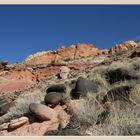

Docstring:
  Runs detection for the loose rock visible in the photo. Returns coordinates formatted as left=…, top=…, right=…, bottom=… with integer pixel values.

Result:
left=29, top=103, right=56, bottom=121
left=59, top=66, right=70, bottom=80
left=9, top=117, right=29, bottom=130
left=71, top=77, right=99, bottom=99
left=45, top=92, right=62, bottom=107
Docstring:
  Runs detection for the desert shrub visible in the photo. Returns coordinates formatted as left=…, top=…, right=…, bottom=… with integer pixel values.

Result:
left=2, top=92, right=46, bottom=122
left=89, top=65, right=110, bottom=91
left=108, top=53, right=114, bottom=58
left=107, top=60, right=133, bottom=71
left=66, top=92, right=140, bottom=136
left=91, top=73, right=109, bottom=90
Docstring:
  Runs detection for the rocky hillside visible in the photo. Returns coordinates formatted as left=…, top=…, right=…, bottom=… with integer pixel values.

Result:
left=0, top=40, right=140, bottom=136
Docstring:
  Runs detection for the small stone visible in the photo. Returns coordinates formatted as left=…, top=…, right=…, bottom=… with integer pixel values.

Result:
left=9, top=117, right=29, bottom=129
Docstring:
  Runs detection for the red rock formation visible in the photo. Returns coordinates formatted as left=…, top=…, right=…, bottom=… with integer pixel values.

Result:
left=0, top=80, right=34, bottom=93
left=34, top=66, right=60, bottom=82
left=24, top=43, right=101, bottom=65
left=0, top=41, right=137, bottom=96
left=109, top=40, right=137, bottom=54
left=57, top=45, right=76, bottom=61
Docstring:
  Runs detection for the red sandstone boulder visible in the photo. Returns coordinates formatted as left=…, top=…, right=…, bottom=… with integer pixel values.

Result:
left=29, top=103, right=57, bottom=121
left=0, top=105, right=70, bottom=136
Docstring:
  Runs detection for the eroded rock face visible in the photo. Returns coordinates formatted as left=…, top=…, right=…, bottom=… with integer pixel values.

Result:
left=0, top=80, right=34, bottom=93
left=0, top=64, right=60, bottom=87
left=109, top=40, right=137, bottom=54
left=23, top=41, right=137, bottom=66
left=23, top=44, right=101, bottom=66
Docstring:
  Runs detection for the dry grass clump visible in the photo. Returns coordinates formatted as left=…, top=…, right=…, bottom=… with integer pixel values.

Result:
left=95, top=103, right=140, bottom=135
left=91, top=73, right=109, bottom=90
left=129, top=84, right=140, bottom=106
left=66, top=85, right=140, bottom=136
left=72, top=100, right=140, bottom=136
left=109, top=60, right=132, bottom=69
left=71, top=95, right=104, bottom=127
left=89, top=66, right=110, bottom=94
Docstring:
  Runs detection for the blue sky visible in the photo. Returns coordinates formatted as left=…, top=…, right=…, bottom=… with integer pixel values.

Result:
left=0, top=5, right=140, bottom=64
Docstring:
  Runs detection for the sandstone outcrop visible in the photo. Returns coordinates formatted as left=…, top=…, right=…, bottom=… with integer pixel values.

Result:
left=24, top=44, right=101, bottom=66
left=109, top=40, right=137, bottom=53
left=0, top=80, right=34, bottom=93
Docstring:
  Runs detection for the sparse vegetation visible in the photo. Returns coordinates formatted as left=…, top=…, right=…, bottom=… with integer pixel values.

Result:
left=1, top=42, right=140, bottom=136
left=95, top=104, right=140, bottom=135
left=2, top=91, right=46, bottom=122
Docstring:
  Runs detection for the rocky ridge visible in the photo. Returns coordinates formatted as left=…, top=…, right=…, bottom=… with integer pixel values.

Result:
left=0, top=40, right=140, bottom=136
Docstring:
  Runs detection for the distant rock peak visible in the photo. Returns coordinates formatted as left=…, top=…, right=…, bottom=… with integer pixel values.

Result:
left=23, top=41, right=138, bottom=66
